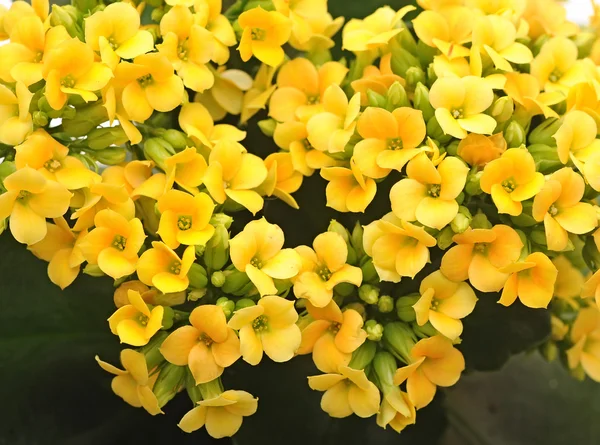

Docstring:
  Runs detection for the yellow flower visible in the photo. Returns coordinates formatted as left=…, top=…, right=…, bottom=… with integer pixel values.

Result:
left=157, top=190, right=215, bottom=249
left=158, top=5, right=214, bottom=92
left=393, top=335, right=465, bottom=409
left=566, top=82, right=600, bottom=124
left=350, top=55, right=404, bottom=106
left=353, top=107, right=426, bottom=178
left=164, top=147, right=208, bottom=194
left=530, top=37, right=592, bottom=94
left=306, top=85, right=361, bottom=154
left=273, top=120, right=323, bottom=174
left=79, top=209, right=146, bottom=279
left=566, top=306, right=600, bottom=382
left=457, top=133, right=506, bottom=167
left=321, top=159, right=377, bottom=213
left=179, top=390, right=258, bottom=439
left=194, top=68, right=253, bottom=120
left=497, top=252, right=558, bottom=309
left=70, top=180, right=135, bottom=231
left=27, top=217, right=86, bottom=289
left=553, top=110, right=599, bottom=167
left=85, top=2, right=154, bottom=70
left=108, top=290, right=164, bottom=346
left=203, top=140, right=268, bottom=215
left=238, top=7, right=291, bottom=67
left=229, top=218, right=302, bottom=296
left=471, top=14, right=532, bottom=72
left=522, top=0, right=578, bottom=39
left=376, top=390, right=416, bottom=433
left=298, top=300, right=367, bottom=373
left=308, top=366, right=380, bottom=418
left=42, top=37, right=113, bottom=110
left=413, top=6, right=474, bottom=59
left=413, top=270, right=477, bottom=341
left=194, top=0, right=237, bottom=65
left=160, top=304, right=241, bottom=384
left=0, top=0, right=48, bottom=39
left=15, top=129, right=99, bottom=189
left=102, top=82, right=143, bottom=144
left=96, top=349, right=162, bottom=415
left=0, top=167, right=71, bottom=245
left=429, top=76, right=496, bottom=139
left=390, top=153, right=468, bottom=230
left=503, top=73, right=563, bottom=120
left=480, top=147, right=545, bottom=216
left=583, top=270, right=600, bottom=310
left=363, top=213, right=436, bottom=282
left=269, top=58, right=348, bottom=123
left=553, top=255, right=585, bottom=303
left=114, top=53, right=184, bottom=122
left=137, top=241, right=196, bottom=293
left=0, top=81, right=33, bottom=146
left=342, top=6, right=415, bottom=53
left=228, top=295, right=301, bottom=364
left=293, top=232, right=363, bottom=307
left=440, top=225, right=523, bottom=292
left=241, top=63, right=277, bottom=124
left=179, top=102, right=246, bottom=149
left=261, top=152, right=303, bottom=209
left=101, top=160, right=157, bottom=197
left=532, top=167, right=598, bottom=251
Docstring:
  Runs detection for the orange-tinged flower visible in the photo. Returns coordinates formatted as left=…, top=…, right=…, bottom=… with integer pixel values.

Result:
left=228, top=296, right=301, bottom=365
left=164, top=147, right=208, bottom=194
left=480, top=147, right=545, bottom=216
left=28, top=217, right=86, bottom=289
left=503, top=73, right=563, bottom=120
left=229, top=218, right=302, bottom=296
left=413, top=6, right=474, bottom=59
left=353, top=107, right=426, bottom=178
left=157, top=190, right=215, bottom=249
left=0, top=167, right=71, bottom=245
left=393, top=335, right=465, bottom=409
left=363, top=213, right=436, bottom=283
left=390, top=153, right=468, bottom=230
left=79, top=209, right=146, bottom=279
left=160, top=304, right=241, bottom=384
left=96, top=349, right=162, bottom=415
left=179, top=102, right=246, bottom=149
left=298, top=300, right=367, bottom=373
left=108, top=290, right=164, bottom=346
left=203, top=140, right=268, bottom=215
left=308, top=366, right=380, bottom=418
left=440, top=225, right=523, bottom=292
left=566, top=306, right=600, bottom=382
left=0, top=81, right=33, bottom=146
left=532, top=167, right=598, bottom=251
left=178, top=390, right=258, bottom=439
left=321, top=159, right=377, bottom=213
left=261, top=152, right=303, bottom=209
left=269, top=58, right=348, bottom=123
left=429, top=76, right=496, bottom=139
left=293, top=232, right=363, bottom=307
left=238, top=7, right=291, bottom=67
left=457, top=133, right=506, bottom=167
left=15, top=129, right=100, bottom=189
left=413, top=270, right=477, bottom=340
left=42, top=37, right=113, bottom=110
left=137, top=241, right=195, bottom=293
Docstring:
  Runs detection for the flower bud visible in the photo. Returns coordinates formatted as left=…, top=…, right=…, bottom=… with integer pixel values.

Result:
left=187, top=263, right=208, bottom=289
left=373, top=351, right=398, bottom=389
left=530, top=228, right=547, bottom=246
left=204, top=224, right=230, bottom=271
left=386, top=81, right=410, bottom=109
left=426, top=116, right=452, bottom=144
left=411, top=321, right=437, bottom=338
left=359, top=284, right=379, bottom=305
left=351, top=221, right=365, bottom=259
left=162, top=129, right=190, bottom=152
left=436, top=225, right=455, bottom=250
left=216, top=297, right=235, bottom=318
left=0, top=217, right=6, bottom=236
left=222, top=270, right=252, bottom=295
left=334, top=282, right=355, bottom=297
left=144, top=138, right=176, bottom=170
left=405, top=67, right=425, bottom=91
left=345, top=302, right=366, bottom=318
left=583, top=236, right=600, bottom=271
left=151, top=6, right=166, bottom=22
left=509, top=201, right=537, bottom=228
left=382, top=322, right=416, bottom=364
left=198, top=377, right=225, bottom=400
left=70, top=152, right=98, bottom=172
left=573, top=31, right=596, bottom=58
left=0, top=161, right=16, bottom=184
left=360, top=258, right=378, bottom=283
left=413, top=83, right=435, bottom=122
left=210, top=213, right=234, bottom=229
left=504, top=121, right=526, bottom=148
left=397, top=26, right=418, bottom=56
left=161, top=306, right=175, bottom=330
left=153, top=363, right=186, bottom=408
left=211, top=271, right=226, bottom=287
left=451, top=206, right=472, bottom=234
left=364, top=320, right=384, bottom=341
left=378, top=295, right=394, bottom=313
left=367, top=89, right=387, bottom=108
left=471, top=212, right=492, bottom=229
left=395, top=295, right=419, bottom=322
left=528, top=118, right=562, bottom=146
left=391, top=47, right=421, bottom=77
left=527, top=144, right=563, bottom=174
left=446, top=140, right=459, bottom=157
left=348, top=340, right=376, bottom=370
left=61, top=103, right=108, bottom=137
left=541, top=341, right=558, bottom=362
left=83, top=264, right=104, bottom=277
left=490, top=96, right=514, bottom=123
left=188, top=289, right=207, bottom=301
left=139, top=331, right=168, bottom=369
left=32, top=111, right=48, bottom=127
left=464, top=170, right=484, bottom=196
left=93, top=147, right=127, bottom=165
left=328, top=220, right=350, bottom=243
left=152, top=290, right=187, bottom=307
left=235, top=298, right=256, bottom=310
left=50, top=5, right=84, bottom=39
left=258, top=119, right=277, bottom=137
left=113, top=280, right=150, bottom=308
left=61, top=106, right=77, bottom=120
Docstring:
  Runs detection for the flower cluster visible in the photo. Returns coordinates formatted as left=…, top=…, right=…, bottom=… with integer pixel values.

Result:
left=1, top=0, right=600, bottom=438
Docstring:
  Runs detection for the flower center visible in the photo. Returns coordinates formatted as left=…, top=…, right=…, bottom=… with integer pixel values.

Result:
left=387, top=137, right=403, bottom=151
left=177, top=215, right=192, bottom=231
left=107, top=36, right=118, bottom=49
left=318, top=265, right=332, bottom=281
left=329, top=322, right=341, bottom=335
left=549, top=204, right=558, bottom=216
left=252, top=315, right=269, bottom=332
left=137, top=74, right=154, bottom=88
left=44, top=159, right=62, bottom=173
left=178, top=42, right=189, bottom=61
left=427, top=184, right=441, bottom=197
left=306, top=95, right=319, bottom=105
left=137, top=313, right=149, bottom=326
left=302, top=138, right=312, bottom=150
left=474, top=242, right=488, bottom=254
left=549, top=69, right=562, bottom=83
left=501, top=178, right=516, bottom=193
left=199, top=332, right=213, bottom=346
left=451, top=108, right=464, bottom=119
left=111, top=234, right=127, bottom=251
left=33, top=51, right=43, bottom=63
left=430, top=298, right=440, bottom=310
left=17, top=190, right=31, bottom=201
left=61, top=74, right=76, bottom=88
left=251, top=28, right=266, bottom=41
left=169, top=260, right=182, bottom=274
left=250, top=256, right=263, bottom=269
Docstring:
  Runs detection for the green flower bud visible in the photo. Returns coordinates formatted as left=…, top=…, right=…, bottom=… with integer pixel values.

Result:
left=436, top=225, right=455, bottom=250
left=211, top=271, right=226, bottom=287
left=348, top=340, right=377, bottom=370
left=570, top=365, right=586, bottom=381
left=378, top=295, right=394, bottom=313
left=364, top=320, right=384, bottom=341
left=61, top=106, right=76, bottom=120
left=73, top=0, right=99, bottom=13
left=382, top=322, right=417, bottom=364
left=390, top=47, right=421, bottom=77
left=144, top=138, right=176, bottom=170
left=210, top=213, right=234, bottom=229
left=258, top=119, right=277, bottom=137
left=386, top=81, right=410, bottom=109
left=405, top=67, right=426, bottom=91
left=185, top=370, right=202, bottom=404
left=367, top=89, right=387, bottom=108
left=528, top=118, right=562, bottom=146
left=397, top=26, right=418, bottom=56
left=530, top=228, right=547, bottom=246
left=373, top=351, right=398, bottom=389
left=70, top=152, right=98, bottom=172
left=50, top=5, right=84, bottom=39
left=396, top=294, right=419, bottom=322
left=151, top=7, right=166, bottom=22
left=464, top=170, right=483, bottom=196
left=583, top=236, right=600, bottom=271
left=161, top=306, right=175, bottom=330
left=359, top=284, right=379, bottom=305
left=351, top=221, right=365, bottom=259
left=222, top=270, right=252, bottom=295
left=446, top=140, right=459, bottom=157
left=504, top=121, right=526, bottom=148
left=187, top=263, right=208, bottom=289
left=93, top=147, right=127, bottom=165
left=345, top=302, right=366, bottom=318
left=491, top=96, right=514, bottom=123
left=0, top=217, right=7, bottom=236
left=61, top=103, right=108, bottom=137
left=532, top=34, right=550, bottom=56
left=204, top=224, right=230, bottom=271
left=135, top=196, right=159, bottom=235
left=235, top=298, right=256, bottom=310
left=509, top=201, right=537, bottom=228
left=411, top=321, right=437, bottom=338
left=426, top=116, right=452, bottom=144
left=417, top=40, right=438, bottom=67
left=360, top=257, right=378, bottom=283
left=188, top=289, right=207, bottom=301
left=573, top=31, right=596, bottom=58
left=451, top=207, right=472, bottom=234
left=153, top=363, right=186, bottom=408
left=83, top=264, right=104, bottom=277
left=527, top=144, right=563, bottom=174
left=216, top=297, right=235, bottom=318
left=328, top=219, right=350, bottom=243
left=426, top=63, right=438, bottom=86
left=162, top=129, right=189, bottom=152
left=139, top=331, right=168, bottom=370
left=413, top=83, right=435, bottom=122
left=471, top=211, right=492, bottom=229
left=32, top=111, right=48, bottom=127
left=0, top=161, right=16, bottom=183
left=541, top=341, right=558, bottom=362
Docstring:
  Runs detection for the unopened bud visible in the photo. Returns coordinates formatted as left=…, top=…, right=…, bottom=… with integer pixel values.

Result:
left=328, top=220, right=350, bottom=243
left=359, top=284, right=379, bottom=305
left=426, top=116, right=452, bottom=144
left=216, top=297, right=235, bottom=318
left=235, top=298, right=256, bottom=310
left=188, top=288, right=207, bottom=301
left=360, top=257, right=378, bottom=283
left=527, top=144, right=562, bottom=174
left=382, top=322, right=417, bottom=364
left=451, top=207, right=472, bottom=234
left=411, top=321, right=437, bottom=338
left=151, top=7, right=166, bottom=22
left=504, top=121, right=525, bottom=148
left=162, top=129, right=189, bottom=152
left=530, top=228, right=547, bottom=246
left=367, top=89, right=387, bottom=108
left=436, top=225, right=455, bottom=250
left=153, top=363, right=186, bottom=408
left=348, top=340, right=376, bottom=370
left=32, top=111, right=48, bottom=127
left=413, top=83, right=435, bottom=122
left=528, top=118, right=562, bottom=146
left=351, top=221, right=365, bottom=259
left=391, top=47, right=421, bottom=77
left=211, top=271, right=226, bottom=287
left=258, top=119, right=277, bottom=137
left=464, top=170, right=483, bottom=196
left=490, top=96, right=514, bottom=123
left=187, top=263, right=208, bottom=289
left=386, top=81, right=410, bottom=109
left=61, top=103, right=108, bottom=137
left=396, top=295, right=419, bottom=322
left=222, top=270, right=252, bottom=295
left=405, top=67, right=425, bottom=91
left=364, top=320, right=384, bottom=341
left=378, top=295, right=394, bottom=313
left=50, top=5, right=83, bottom=39
left=204, top=224, right=230, bottom=271
left=83, top=264, right=104, bottom=277
left=93, top=147, right=127, bottom=165
left=144, top=138, right=176, bottom=170
left=471, top=212, right=492, bottom=229
left=345, top=302, right=366, bottom=318
left=161, top=306, right=175, bottom=330
left=210, top=213, right=234, bottom=229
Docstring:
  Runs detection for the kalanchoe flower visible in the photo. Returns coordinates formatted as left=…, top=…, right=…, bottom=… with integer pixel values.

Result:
left=108, top=290, right=164, bottom=346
